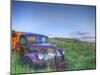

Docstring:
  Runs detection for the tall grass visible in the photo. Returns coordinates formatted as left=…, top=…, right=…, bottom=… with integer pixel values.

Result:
left=11, top=38, right=96, bottom=74
left=11, top=52, right=55, bottom=74
left=48, top=38, right=96, bottom=70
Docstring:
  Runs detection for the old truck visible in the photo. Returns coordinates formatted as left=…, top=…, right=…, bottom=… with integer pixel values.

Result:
left=12, top=31, right=65, bottom=70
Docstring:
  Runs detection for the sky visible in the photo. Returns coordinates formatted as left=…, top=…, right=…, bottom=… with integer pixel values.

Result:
left=12, top=1, right=96, bottom=42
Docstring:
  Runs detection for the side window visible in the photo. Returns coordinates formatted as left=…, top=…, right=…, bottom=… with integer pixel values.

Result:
left=20, top=37, right=26, bottom=45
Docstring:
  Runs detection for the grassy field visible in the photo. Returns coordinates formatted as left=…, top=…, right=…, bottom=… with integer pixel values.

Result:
left=48, top=38, right=96, bottom=70
left=11, top=52, right=55, bottom=74
left=11, top=38, right=96, bottom=74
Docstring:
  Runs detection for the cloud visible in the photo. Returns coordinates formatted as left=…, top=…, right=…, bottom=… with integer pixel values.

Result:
left=70, top=31, right=90, bottom=36
left=70, top=31, right=95, bottom=42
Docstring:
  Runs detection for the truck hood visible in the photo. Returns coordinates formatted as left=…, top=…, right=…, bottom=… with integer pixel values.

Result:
left=27, top=43, right=56, bottom=48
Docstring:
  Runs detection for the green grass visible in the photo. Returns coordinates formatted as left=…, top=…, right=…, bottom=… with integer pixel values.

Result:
left=48, top=38, right=96, bottom=70
left=11, top=38, right=96, bottom=74
left=11, top=52, right=55, bottom=74
left=11, top=52, right=36, bottom=74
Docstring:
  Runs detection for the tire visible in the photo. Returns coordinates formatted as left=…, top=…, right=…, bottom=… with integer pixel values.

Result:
left=24, top=56, right=33, bottom=68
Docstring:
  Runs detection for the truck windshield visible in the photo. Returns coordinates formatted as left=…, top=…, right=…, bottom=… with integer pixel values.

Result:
left=40, top=37, right=47, bottom=43
left=27, top=35, right=47, bottom=43
left=27, top=36, right=37, bottom=43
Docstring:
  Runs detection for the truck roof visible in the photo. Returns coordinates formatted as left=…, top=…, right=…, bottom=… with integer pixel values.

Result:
left=14, top=31, right=48, bottom=38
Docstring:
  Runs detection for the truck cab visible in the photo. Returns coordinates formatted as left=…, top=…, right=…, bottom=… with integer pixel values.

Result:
left=18, top=33, right=65, bottom=70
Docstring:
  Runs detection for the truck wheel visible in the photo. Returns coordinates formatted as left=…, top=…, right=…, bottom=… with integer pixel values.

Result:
left=24, top=56, right=33, bottom=68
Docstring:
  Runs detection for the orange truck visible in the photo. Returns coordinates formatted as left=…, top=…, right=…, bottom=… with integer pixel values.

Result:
left=12, top=31, right=22, bottom=52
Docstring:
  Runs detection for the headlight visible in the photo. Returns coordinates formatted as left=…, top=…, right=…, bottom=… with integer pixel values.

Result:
left=37, top=54, right=43, bottom=60
left=62, top=51, right=64, bottom=54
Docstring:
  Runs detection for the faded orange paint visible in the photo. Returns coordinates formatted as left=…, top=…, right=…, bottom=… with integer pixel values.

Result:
left=12, top=32, right=22, bottom=52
